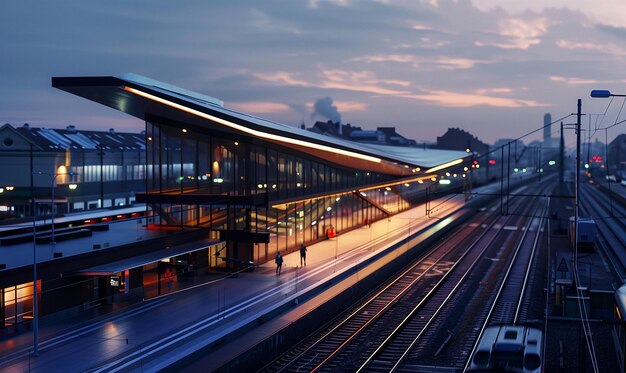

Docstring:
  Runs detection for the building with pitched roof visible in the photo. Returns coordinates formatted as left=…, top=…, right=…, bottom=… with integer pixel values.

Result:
left=0, top=123, right=145, bottom=219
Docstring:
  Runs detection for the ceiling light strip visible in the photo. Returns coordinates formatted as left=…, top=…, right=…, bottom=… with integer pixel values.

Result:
left=122, top=86, right=382, bottom=164
left=424, top=158, right=464, bottom=173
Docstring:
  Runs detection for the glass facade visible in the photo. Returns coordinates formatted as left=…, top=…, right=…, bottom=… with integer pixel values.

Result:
left=1, top=281, right=39, bottom=329
left=143, top=118, right=421, bottom=267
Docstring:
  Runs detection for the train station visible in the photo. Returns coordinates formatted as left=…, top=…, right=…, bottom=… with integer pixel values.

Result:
left=1, top=74, right=624, bottom=372
left=1, top=73, right=471, bottom=333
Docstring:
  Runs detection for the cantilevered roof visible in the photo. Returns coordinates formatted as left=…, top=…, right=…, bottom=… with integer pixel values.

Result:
left=52, top=73, right=468, bottom=176
left=80, top=240, right=224, bottom=275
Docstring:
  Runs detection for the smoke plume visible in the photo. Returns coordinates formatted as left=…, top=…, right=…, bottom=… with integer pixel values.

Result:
left=311, top=96, right=341, bottom=123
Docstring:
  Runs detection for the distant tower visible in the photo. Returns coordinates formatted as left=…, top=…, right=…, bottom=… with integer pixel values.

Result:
left=543, top=113, right=552, bottom=141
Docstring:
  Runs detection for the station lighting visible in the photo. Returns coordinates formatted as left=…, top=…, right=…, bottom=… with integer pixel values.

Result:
left=404, top=183, right=410, bottom=187
left=182, top=128, right=187, bottom=133
left=326, top=206, right=332, bottom=212
left=514, top=167, right=519, bottom=173
left=68, top=184, right=77, bottom=190
left=549, top=160, right=556, bottom=166
left=439, top=179, right=451, bottom=185
left=123, top=86, right=383, bottom=164
left=584, top=164, right=590, bottom=169
left=335, top=197, right=341, bottom=202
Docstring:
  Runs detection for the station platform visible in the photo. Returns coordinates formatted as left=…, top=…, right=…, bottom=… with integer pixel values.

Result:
left=0, top=194, right=472, bottom=372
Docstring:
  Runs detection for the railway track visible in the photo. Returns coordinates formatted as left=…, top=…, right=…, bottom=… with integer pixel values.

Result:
left=580, top=182, right=626, bottom=280
left=395, top=184, right=550, bottom=372
left=260, top=181, right=551, bottom=372
left=259, top=198, right=505, bottom=373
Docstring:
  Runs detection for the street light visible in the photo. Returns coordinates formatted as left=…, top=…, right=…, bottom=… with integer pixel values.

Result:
left=590, top=89, right=626, bottom=98
left=30, top=169, right=76, bottom=356
left=33, top=170, right=77, bottom=251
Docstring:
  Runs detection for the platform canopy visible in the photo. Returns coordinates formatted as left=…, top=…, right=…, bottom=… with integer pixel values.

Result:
left=79, top=239, right=224, bottom=275
left=53, top=73, right=469, bottom=176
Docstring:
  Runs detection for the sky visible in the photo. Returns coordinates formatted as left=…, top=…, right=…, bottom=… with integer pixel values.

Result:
left=2, top=0, right=626, bottom=146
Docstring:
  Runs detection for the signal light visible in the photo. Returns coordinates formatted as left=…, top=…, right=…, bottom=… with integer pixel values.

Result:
left=488, top=159, right=496, bottom=165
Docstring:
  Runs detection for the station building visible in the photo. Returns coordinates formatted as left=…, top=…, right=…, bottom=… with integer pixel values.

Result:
left=1, top=73, right=472, bottom=330
left=52, top=73, right=471, bottom=268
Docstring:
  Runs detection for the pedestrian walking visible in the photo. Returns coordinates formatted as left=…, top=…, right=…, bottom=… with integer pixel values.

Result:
left=300, top=243, right=307, bottom=266
left=275, top=251, right=283, bottom=276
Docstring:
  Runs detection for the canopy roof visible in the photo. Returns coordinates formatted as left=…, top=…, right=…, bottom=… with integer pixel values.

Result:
left=53, top=73, right=468, bottom=176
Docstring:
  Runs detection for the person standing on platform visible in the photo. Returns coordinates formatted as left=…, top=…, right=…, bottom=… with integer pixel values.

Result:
left=300, top=243, right=307, bottom=267
left=275, top=251, right=283, bottom=276
left=164, top=267, right=173, bottom=289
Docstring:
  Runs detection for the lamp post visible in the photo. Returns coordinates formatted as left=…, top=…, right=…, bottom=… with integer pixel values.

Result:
left=32, top=198, right=38, bottom=356
left=30, top=170, right=76, bottom=356
left=33, top=171, right=76, bottom=251
left=591, top=90, right=626, bottom=215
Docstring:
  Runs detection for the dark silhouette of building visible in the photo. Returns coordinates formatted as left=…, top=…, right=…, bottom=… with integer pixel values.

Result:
left=308, top=121, right=417, bottom=146
left=436, top=128, right=489, bottom=155
left=544, top=113, right=552, bottom=141
left=608, top=134, right=626, bottom=179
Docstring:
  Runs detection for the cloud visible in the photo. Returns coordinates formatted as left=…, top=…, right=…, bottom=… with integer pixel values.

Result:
left=555, top=39, right=626, bottom=56
left=404, top=90, right=548, bottom=108
left=319, top=69, right=412, bottom=95
left=476, top=17, right=548, bottom=50
left=249, top=9, right=302, bottom=34
left=550, top=76, right=626, bottom=85
left=253, top=72, right=310, bottom=87
left=254, top=69, right=412, bottom=96
left=227, top=101, right=292, bottom=114
left=352, top=55, right=483, bottom=69
left=308, top=0, right=350, bottom=8
left=413, top=24, right=432, bottom=30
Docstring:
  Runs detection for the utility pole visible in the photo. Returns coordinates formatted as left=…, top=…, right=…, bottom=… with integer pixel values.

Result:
left=575, top=99, right=581, bottom=274
left=560, top=122, right=565, bottom=184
